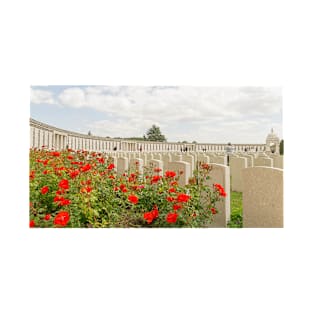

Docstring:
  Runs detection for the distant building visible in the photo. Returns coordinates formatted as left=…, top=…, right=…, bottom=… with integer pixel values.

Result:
left=265, top=128, right=280, bottom=154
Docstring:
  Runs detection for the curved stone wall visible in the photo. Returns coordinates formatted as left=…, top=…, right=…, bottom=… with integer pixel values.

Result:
left=29, top=118, right=266, bottom=152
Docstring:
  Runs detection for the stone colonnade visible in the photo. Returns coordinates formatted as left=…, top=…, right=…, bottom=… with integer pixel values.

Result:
left=30, top=118, right=266, bottom=152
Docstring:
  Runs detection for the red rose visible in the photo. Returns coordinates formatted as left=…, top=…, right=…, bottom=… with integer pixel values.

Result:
left=58, top=179, right=69, bottom=190
left=201, top=163, right=210, bottom=170
left=177, top=193, right=191, bottom=202
left=69, top=170, right=80, bottom=179
left=59, top=199, right=71, bottom=206
left=166, top=212, right=178, bottom=223
left=166, top=196, right=175, bottom=202
left=44, top=214, right=51, bottom=221
left=98, top=157, right=105, bottom=164
left=154, top=168, right=162, bottom=173
left=67, top=155, right=74, bottom=160
left=165, top=171, right=176, bottom=178
left=81, top=163, right=92, bottom=172
left=54, top=211, right=70, bottom=227
left=143, top=208, right=159, bottom=224
left=211, top=208, right=217, bottom=215
left=81, top=186, right=92, bottom=193
left=51, top=151, right=60, bottom=157
left=173, top=204, right=182, bottom=210
left=214, top=184, right=227, bottom=197
left=151, top=208, right=159, bottom=219
left=143, top=212, right=154, bottom=224
left=151, top=175, right=161, bottom=184
left=54, top=195, right=63, bottom=202
left=128, top=194, right=139, bottom=205
left=29, top=220, right=35, bottom=227
left=29, top=170, right=35, bottom=180
left=169, top=188, right=176, bottom=193
left=41, top=186, right=49, bottom=195
left=107, top=163, right=115, bottom=170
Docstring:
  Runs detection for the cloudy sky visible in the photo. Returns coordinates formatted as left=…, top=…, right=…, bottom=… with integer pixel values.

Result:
left=30, top=86, right=282, bottom=144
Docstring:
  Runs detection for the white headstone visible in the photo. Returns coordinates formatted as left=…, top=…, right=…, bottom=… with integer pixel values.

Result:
left=167, top=161, right=191, bottom=186
left=172, top=154, right=183, bottom=161
left=129, top=158, right=144, bottom=174
left=230, top=157, right=247, bottom=192
left=148, top=159, right=164, bottom=176
left=242, top=167, right=283, bottom=227
left=210, top=155, right=227, bottom=166
left=182, top=154, right=195, bottom=176
left=254, top=157, right=273, bottom=167
left=204, top=163, right=230, bottom=228
left=117, top=157, right=129, bottom=175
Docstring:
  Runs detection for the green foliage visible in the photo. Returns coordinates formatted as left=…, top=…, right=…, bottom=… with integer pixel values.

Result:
left=144, top=124, right=167, bottom=142
left=124, top=137, right=146, bottom=141
left=29, top=149, right=225, bottom=228
left=280, top=139, right=284, bottom=155
left=228, top=191, right=243, bottom=228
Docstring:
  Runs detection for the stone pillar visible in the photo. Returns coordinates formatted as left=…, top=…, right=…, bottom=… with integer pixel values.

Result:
left=243, top=167, right=283, bottom=228
left=30, top=127, right=33, bottom=147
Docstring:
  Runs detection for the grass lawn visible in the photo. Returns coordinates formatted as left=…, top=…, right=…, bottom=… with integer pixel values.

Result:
left=228, top=191, right=243, bottom=228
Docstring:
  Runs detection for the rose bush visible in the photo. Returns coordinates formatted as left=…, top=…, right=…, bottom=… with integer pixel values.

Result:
left=29, top=148, right=226, bottom=228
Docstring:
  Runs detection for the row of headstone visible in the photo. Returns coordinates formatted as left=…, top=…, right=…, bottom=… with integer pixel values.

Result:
left=110, top=155, right=283, bottom=228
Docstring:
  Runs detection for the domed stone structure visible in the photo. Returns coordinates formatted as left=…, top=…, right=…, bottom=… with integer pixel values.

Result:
left=265, top=128, right=280, bottom=154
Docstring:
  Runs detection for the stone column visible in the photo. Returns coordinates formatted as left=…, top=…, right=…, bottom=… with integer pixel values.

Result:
left=30, top=127, right=33, bottom=147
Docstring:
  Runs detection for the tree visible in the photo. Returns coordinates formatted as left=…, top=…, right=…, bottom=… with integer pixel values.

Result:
left=87, top=130, right=92, bottom=136
left=144, top=125, right=167, bottom=142
left=279, top=139, right=284, bottom=155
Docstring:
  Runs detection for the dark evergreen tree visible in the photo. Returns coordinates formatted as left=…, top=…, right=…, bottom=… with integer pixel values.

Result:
left=144, top=125, right=167, bottom=142
left=279, top=139, right=284, bottom=155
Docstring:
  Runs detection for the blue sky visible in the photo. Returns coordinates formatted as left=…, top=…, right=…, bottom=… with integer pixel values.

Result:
left=30, top=86, right=282, bottom=144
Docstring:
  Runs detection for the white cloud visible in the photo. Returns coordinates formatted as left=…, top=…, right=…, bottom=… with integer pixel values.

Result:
left=31, top=86, right=283, bottom=143
left=30, top=88, right=55, bottom=105
left=58, top=87, right=86, bottom=108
